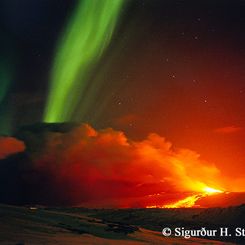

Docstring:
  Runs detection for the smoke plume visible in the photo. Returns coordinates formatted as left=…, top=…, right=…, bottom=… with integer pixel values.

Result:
left=0, top=123, right=223, bottom=207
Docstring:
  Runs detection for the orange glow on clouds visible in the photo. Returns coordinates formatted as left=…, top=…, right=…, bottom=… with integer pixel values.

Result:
left=32, top=124, right=236, bottom=207
left=0, top=124, right=243, bottom=207
left=0, top=137, right=25, bottom=159
left=214, top=126, right=243, bottom=134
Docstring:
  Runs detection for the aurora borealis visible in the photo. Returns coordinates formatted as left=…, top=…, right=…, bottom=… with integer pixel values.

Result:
left=44, top=0, right=125, bottom=122
left=0, top=61, right=11, bottom=106
left=0, top=0, right=245, bottom=208
left=0, top=45, right=15, bottom=134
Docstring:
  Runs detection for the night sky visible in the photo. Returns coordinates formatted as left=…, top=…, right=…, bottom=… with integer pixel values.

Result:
left=0, top=0, right=245, bottom=206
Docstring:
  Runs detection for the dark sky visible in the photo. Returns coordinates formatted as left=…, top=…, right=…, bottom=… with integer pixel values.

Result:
left=0, top=0, right=245, bottom=181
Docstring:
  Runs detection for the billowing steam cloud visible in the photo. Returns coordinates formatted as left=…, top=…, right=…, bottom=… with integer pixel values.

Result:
left=0, top=124, right=222, bottom=207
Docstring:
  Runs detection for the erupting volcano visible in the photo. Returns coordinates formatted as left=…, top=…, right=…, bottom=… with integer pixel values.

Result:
left=147, top=187, right=225, bottom=208
left=0, top=123, right=243, bottom=208
left=0, top=0, right=245, bottom=244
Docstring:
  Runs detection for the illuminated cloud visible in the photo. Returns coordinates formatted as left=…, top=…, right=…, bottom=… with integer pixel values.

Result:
left=16, top=123, right=220, bottom=206
left=214, top=126, right=243, bottom=134
left=0, top=124, right=230, bottom=207
left=0, top=137, right=25, bottom=159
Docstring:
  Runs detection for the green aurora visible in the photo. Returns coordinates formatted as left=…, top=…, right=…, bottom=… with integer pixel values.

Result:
left=0, top=59, right=13, bottom=134
left=0, top=61, right=11, bottom=106
left=44, top=0, right=125, bottom=122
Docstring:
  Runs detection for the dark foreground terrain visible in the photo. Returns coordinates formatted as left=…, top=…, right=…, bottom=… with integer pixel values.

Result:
left=0, top=204, right=244, bottom=245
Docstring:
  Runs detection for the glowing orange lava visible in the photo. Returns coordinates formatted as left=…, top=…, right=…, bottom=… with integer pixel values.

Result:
left=146, top=186, right=224, bottom=208
left=203, top=186, right=223, bottom=194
